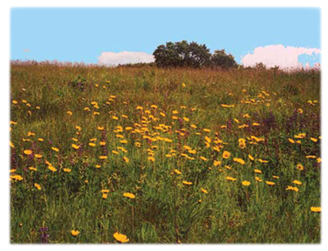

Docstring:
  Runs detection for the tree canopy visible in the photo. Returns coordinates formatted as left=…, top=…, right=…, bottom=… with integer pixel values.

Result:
left=153, top=41, right=237, bottom=69
left=211, top=49, right=238, bottom=69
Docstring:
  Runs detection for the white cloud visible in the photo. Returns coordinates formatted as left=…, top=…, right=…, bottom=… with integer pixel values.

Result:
left=98, top=51, right=155, bottom=66
left=241, top=45, right=321, bottom=70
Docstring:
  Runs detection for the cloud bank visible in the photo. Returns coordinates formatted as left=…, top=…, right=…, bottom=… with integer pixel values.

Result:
left=98, top=51, right=155, bottom=66
left=241, top=45, right=321, bottom=70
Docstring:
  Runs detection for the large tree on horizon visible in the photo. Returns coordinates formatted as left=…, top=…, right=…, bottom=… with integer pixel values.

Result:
left=153, top=41, right=237, bottom=69
left=153, top=40, right=211, bottom=68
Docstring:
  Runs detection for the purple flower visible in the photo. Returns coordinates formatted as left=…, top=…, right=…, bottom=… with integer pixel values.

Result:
left=40, top=227, right=49, bottom=243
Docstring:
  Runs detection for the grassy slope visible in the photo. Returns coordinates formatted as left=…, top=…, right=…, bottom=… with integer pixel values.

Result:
left=10, top=63, right=320, bottom=243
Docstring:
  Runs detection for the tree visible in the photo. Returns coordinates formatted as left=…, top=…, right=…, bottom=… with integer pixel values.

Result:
left=210, top=49, right=237, bottom=69
left=153, top=40, right=211, bottom=68
left=187, top=41, right=211, bottom=68
left=152, top=42, right=180, bottom=67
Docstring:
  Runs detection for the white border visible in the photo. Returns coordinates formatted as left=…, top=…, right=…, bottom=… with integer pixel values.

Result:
left=1, top=1, right=326, bottom=251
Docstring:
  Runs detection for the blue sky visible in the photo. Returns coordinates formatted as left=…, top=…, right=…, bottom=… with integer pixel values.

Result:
left=11, top=8, right=320, bottom=66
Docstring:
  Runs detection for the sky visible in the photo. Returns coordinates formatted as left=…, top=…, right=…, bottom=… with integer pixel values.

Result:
left=11, top=8, right=321, bottom=69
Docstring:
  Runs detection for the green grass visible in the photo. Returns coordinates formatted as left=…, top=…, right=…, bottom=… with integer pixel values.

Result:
left=10, top=62, right=320, bottom=243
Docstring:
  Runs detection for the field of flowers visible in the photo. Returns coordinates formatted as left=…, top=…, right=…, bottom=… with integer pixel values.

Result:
left=10, top=62, right=321, bottom=243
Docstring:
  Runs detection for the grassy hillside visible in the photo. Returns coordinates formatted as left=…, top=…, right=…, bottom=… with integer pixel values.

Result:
left=10, top=62, right=321, bottom=243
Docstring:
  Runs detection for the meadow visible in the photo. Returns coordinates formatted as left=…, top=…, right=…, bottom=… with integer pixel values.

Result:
left=10, top=62, right=321, bottom=243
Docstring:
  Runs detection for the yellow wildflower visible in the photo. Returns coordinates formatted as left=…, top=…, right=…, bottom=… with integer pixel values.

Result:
left=242, top=181, right=251, bottom=186
left=286, top=186, right=299, bottom=192
left=34, top=154, right=43, bottom=159
left=71, top=230, right=80, bottom=237
left=48, top=165, right=57, bottom=172
left=239, top=139, right=246, bottom=149
left=255, top=177, right=262, bottom=182
left=201, top=188, right=208, bottom=194
left=213, top=160, right=221, bottom=167
left=72, top=144, right=79, bottom=150
left=34, top=183, right=41, bottom=190
left=174, top=169, right=182, bottom=175
left=310, top=207, right=321, bottom=213
left=248, top=154, right=254, bottom=161
left=226, top=176, right=237, bottom=181
left=27, top=131, right=35, bottom=137
left=123, top=192, right=136, bottom=199
left=24, top=149, right=33, bottom=155
left=259, top=159, right=268, bottom=163
left=288, top=138, right=295, bottom=144
left=10, top=174, right=23, bottom=181
left=296, top=163, right=304, bottom=170
left=233, top=158, right=245, bottom=165
left=222, top=151, right=231, bottom=159
left=51, top=147, right=59, bottom=152
left=113, top=232, right=129, bottom=243
left=293, top=180, right=302, bottom=185
left=205, top=136, right=211, bottom=143
left=200, top=156, right=208, bottom=161
left=221, top=104, right=235, bottom=108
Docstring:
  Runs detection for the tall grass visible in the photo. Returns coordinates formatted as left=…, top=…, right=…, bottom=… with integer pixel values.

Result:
left=10, top=62, right=320, bottom=243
